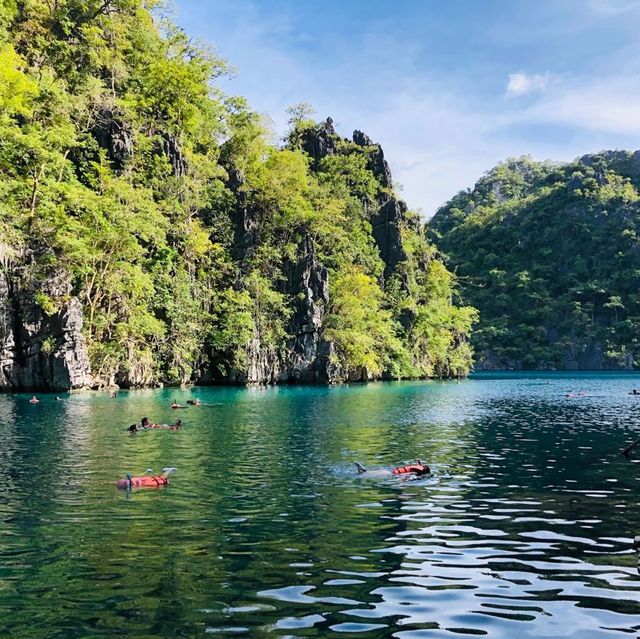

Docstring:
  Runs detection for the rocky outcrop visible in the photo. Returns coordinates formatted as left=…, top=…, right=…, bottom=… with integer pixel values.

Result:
left=0, top=261, right=92, bottom=391
left=353, top=130, right=392, bottom=188
left=352, top=128, right=409, bottom=280
left=227, top=165, right=259, bottom=261
left=300, top=117, right=338, bottom=165
left=161, top=133, right=187, bottom=177
left=91, top=108, right=134, bottom=172
left=216, top=119, right=420, bottom=385
left=282, top=234, right=333, bottom=383
left=223, top=232, right=336, bottom=385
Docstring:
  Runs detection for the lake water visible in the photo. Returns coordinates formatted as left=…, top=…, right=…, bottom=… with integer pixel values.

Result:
left=0, top=373, right=639, bottom=638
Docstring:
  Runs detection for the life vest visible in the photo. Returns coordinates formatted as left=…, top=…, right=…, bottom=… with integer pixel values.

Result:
left=117, top=475, right=169, bottom=489
left=392, top=463, right=430, bottom=476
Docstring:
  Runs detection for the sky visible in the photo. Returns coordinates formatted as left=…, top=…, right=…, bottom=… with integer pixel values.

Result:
left=173, top=0, right=640, bottom=218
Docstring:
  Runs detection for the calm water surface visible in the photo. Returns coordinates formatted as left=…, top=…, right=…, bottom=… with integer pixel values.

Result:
left=0, top=373, right=639, bottom=638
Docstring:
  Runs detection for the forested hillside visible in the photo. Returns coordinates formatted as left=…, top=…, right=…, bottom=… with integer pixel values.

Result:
left=0, top=0, right=475, bottom=390
left=430, top=152, right=640, bottom=370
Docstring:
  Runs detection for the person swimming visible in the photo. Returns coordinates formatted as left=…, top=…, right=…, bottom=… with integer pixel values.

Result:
left=171, top=401, right=187, bottom=409
left=129, top=418, right=182, bottom=432
left=186, top=399, right=202, bottom=406
left=29, top=396, right=39, bottom=404
left=355, top=460, right=430, bottom=478
left=116, top=467, right=177, bottom=490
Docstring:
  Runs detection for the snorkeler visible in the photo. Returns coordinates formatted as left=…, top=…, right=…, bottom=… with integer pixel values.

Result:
left=116, top=467, right=177, bottom=490
left=355, top=460, right=431, bottom=478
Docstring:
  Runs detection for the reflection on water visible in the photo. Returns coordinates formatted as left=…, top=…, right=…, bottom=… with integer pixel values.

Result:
left=0, top=373, right=639, bottom=638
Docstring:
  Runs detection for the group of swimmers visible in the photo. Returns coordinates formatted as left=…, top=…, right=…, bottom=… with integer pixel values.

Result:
left=127, top=398, right=202, bottom=431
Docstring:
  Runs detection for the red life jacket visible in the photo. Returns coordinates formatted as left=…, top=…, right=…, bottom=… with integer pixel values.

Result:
left=392, top=463, right=430, bottom=476
left=118, top=475, right=169, bottom=489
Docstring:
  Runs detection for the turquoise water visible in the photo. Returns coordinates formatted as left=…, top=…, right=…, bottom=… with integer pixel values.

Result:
left=0, top=374, right=639, bottom=638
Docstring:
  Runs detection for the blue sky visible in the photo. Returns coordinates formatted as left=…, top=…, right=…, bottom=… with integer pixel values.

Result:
left=173, top=0, right=640, bottom=217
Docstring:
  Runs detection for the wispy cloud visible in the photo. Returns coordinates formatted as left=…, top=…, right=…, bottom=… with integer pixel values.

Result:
left=525, top=75, right=640, bottom=135
left=588, top=0, right=640, bottom=16
left=505, top=72, right=554, bottom=98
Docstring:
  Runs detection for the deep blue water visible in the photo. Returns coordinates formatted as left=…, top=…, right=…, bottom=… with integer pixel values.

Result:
left=0, top=373, right=639, bottom=638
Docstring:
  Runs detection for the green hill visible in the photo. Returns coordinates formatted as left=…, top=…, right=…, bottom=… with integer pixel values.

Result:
left=429, top=152, right=640, bottom=370
left=0, top=0, right=475, bottom=390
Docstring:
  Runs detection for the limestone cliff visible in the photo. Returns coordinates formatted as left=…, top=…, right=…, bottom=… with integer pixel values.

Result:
left=0, top=256, right=92, bottom=391
left=217, top=119, right=429, bottom=384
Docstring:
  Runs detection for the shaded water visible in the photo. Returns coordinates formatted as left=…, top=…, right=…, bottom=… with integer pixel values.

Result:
left=0, top=373, right=639, bottom=638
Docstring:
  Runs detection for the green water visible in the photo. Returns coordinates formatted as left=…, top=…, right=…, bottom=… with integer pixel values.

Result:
left=0, top=374, right=639, bottom=638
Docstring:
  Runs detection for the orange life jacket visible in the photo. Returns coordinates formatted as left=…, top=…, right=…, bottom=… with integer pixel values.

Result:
left=121, top=475, right=169, bottom=489
left=392, top=463, right=430, bottom=476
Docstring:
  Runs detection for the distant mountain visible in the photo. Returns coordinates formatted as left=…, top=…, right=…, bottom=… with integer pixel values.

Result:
left=429, top=152, right=640, bottom=370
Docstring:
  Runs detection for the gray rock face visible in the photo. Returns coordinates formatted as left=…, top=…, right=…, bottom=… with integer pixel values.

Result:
left=227, top=165, right=259, bottom=260
left=91, top=108, right=134, bottom=172
left=370, top=198, right=408, bottom=280
left=301, top=117, right=338, bottom=165
left=223, top=232, right=336, bottom=385
left=353, top=129, right=392, bottom=188
left=162, top=133, right=187, bottom=177
left=0, top=263, right=92, bottom=391
left=282, top=234, right=333, bottom=383
left=352, top=129, right=408, bottom=280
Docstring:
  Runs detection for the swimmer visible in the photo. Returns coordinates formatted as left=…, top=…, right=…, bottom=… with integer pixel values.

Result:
left=29, top=396, right=40, bottom=404
left=116, top=467, right=176, bottom=490
left=151, top=419, right=183, bottom=431
left=186, top=399, right=202, bottom=406
left=171, top=401, right=187, bottom=409
left=130, top=418, right=182, bottom=432
left=355, top=460, right=431, bottom=478
left=140, top=416, right=162, bottom=428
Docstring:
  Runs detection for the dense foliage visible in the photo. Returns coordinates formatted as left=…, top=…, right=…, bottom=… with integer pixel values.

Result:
left=429, top=153, right=640, bottom=369
left=0, top=0, right=475, bottom=386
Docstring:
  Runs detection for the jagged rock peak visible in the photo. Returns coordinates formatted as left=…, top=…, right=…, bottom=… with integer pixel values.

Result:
left=352, top=129, right=392, bottom=189
left=301, top=117, right=337, bottom=164
left=352, top=130, right=374, bottom=147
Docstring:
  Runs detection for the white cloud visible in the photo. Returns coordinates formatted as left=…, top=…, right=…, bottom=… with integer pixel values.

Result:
left=505, top=72, right=553, bottom=98
left=519, top=74, right=640, bottom=135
